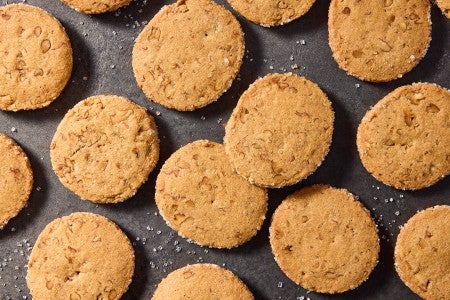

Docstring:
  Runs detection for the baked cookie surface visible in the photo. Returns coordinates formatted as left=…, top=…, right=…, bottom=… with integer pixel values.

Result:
left=0, top=133, right=33, bottom=229
left=357, top=83, right=450, bottom=190
left=152, top=264, right=254, bottom=300
left=228, top=0, right=316, bottom=27
left=27, top=212, right=135, bottom=300
left=270, top=185, right=379, bottom=293
left=132, top=0, right=244, bottom=111
left=436, top=0, right=450, bottom=18
left=224, top=73, right=334, bottom=188
left=328, top=0, right=431, bottom=82
left=50, top=95, right=159, bottom=203
left=395, top=205, right=450, bottom=300
left=155, top=140, right=267, bottom=248
left=0, top=4, right=73, bottom=111
left=59, top=0, right=131, bottom=14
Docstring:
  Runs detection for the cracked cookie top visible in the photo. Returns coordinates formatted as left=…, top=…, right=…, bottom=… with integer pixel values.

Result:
left=0, top=4, right=73, bottom=111
left=50, top=95, right=160, bottom=203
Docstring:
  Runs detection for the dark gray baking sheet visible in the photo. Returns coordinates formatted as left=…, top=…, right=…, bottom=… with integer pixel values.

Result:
left=0, top=0, right=449, bottom=299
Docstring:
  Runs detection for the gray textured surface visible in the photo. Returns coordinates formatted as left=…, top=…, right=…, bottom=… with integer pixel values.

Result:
left=0, top=0, right=449, bottom=299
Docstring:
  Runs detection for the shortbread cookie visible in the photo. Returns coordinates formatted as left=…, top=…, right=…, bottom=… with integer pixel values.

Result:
left=59, top=0, right=131, bottom=14
left=0, top=4, right=73, bottom=111
left=395, top=205, right=450, bottom=299
left=357, top=83, right=450, bottom=190
left=228, top=0, right=315, bottom=27
left=132, top=0, right=244, bottom=111
left=0, top=133, right=33, bottom=229
left=224, top=73, right=334, bottom=188
left=152, top=264, right=254, bottom=300
left=155, top=140, right=267, bottom=248
left=50, top=95, right=159, bottom=203
left=328, top=0, right=431, bottom=82
left=436, top=0, right=450, bottom=18
left=27, top=212, right=135, bottom=300
left=270, top=185, right=379, bottom=293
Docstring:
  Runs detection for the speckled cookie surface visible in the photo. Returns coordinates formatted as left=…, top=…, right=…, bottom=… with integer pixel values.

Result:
left=395, top=205, right=450, bottom=299
left=59, top=0, right=131, bottom=14
left=132, top=0, right=244, bottom=111
left=27, top=212, right=135, bottom=300
left=152, top=264, right=254, bottom=300
left=0, top=133, right=33, bottom=229
left=328, top=0, right=431, bottom=82
left=357, top=83, right=450, bottom=190
left=0, top=4, right=73, bottom=111
left=228, top=0, right=316, bottom=27
left=224, top=73, right=334, bottom=188
left=436, top=0, right=450, bottom=18
left=155, top=140, right=267, bottom=248
left=270, top=185, right=379, bottom=293
left=50, top=95, right=159, bottom=203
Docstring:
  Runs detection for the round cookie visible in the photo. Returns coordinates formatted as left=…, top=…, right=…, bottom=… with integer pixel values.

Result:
left=357, top=83, right=450, bottom=190
left=228, top=0, right=316, bottom=27
left=269, top=185, right=379, bottom=293
left=152, top=264, right=254, bottom=300
left=59, top=0, right=131, bottom=14
left=395, top=205, right=450, bottom=299
left=0, top=133, right=33, bottom=229
left=328, top=0, right=431, bottom=82
left=155, top=140, right=267, bottom=248
left=132, top=0, right=244, bottom=111
left=224, top=73, right=334, bottom=188
left=0, top=4, right=72, bottom=111
left=50, top=95, right=159, bottom=203
left=436, top=0, right=450, bottom=18
left=27, top=212, right=135, bottom=300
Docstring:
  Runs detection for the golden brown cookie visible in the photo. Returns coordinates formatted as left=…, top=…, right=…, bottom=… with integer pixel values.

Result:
left=228, top=0, right=316, bottom=27
left=155, top=140, right=267, bottom=248
left=436, top=0, right=450, bottom=18
left=0, top=133, right=33, bottom=229
left=152, top=264, right=254, bottom=300
left=50, top=95, right=159, bottom=203
left=27, top=212, right=135, bottom=300
left=395, top=205, right=450, bottom=299
left=357, top=83, right=450, bottom=190
left=224, top=73, right=334, bottom=188
left=0, top=4, right=73, bottom=111
left=328, top=0, right=431, bottom=82
left=270, top=185, right=379, bottom=293
left=59, top=0, right=131, bottom=14
left=132, top=0, right=244, bottom=111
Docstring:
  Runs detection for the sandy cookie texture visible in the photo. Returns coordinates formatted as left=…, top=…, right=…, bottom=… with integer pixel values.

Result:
left=328, top=0, right=431, bottom=82
left=155, top=140, right=267, bottom=248
left=228, top=0, right=316, bottom=27
left=27, top=212, right=135, bottom=300
left=224, top=73, right=334, bottom=188
left=59, top=0, right=131, bottom=14
left=152, top=264, right=254, bottom=300
left=0, top=4, right=73, bottom=111
left=270, top=185, right=379, bottom=293
left=395, top=205, right=450, bottom=299
left=0, top=133, right=33, bottom=229
left=436, top=0, right=450, bottom=18
left=357, top=83, right=450, bottom=190
left=132, top=0, right=244, bottom=111
left=50, top=95, right=159, bottom=203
